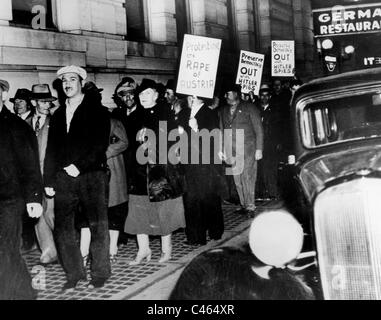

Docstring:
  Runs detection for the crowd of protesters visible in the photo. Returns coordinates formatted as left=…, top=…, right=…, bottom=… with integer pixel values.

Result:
left=0, top=64, right=301, bottom=299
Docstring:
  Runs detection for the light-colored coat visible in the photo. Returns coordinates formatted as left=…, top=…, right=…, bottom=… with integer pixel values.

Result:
left=25, top=113, right=57, bottom=260
left=26, top=115, right=50, bottom=173
left=107, top=118, right=129, bottom=207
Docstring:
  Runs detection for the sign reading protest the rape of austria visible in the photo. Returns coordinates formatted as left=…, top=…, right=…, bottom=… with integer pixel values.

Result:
left=176, top=34, right=222, bottom=99
left=271, top=40, right=295, bottom=77
left=235, top=50, right=264, bottom=96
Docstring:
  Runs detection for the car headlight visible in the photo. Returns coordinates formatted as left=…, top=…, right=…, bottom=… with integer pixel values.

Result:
left=249, top=210, right=304, bottom=268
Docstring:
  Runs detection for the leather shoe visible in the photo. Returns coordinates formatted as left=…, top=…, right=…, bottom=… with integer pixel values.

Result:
left=235, top=208, right=247, bottom=215
left=87, top=277, right=108, bottom=289
left=61, top=277, right=86, bottom=293
left=39, top=259, right=58, bottom=267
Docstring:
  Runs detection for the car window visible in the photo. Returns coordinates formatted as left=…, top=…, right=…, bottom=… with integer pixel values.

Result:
left=301, top=90, right=381, bottom=148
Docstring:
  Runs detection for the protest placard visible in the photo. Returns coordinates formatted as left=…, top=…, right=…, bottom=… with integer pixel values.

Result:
left=272, top=41, right=295, bottom=77
left=235, top=50, right=264, bottom=96
left=176, top=34, right=222, bottom=99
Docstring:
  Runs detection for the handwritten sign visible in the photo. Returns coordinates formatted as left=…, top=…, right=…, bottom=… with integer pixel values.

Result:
left=272, top=41, right=295, bottom=77
left=235, top=50, right=264, bottom=96
left=176, top=34, right=222, bottom=99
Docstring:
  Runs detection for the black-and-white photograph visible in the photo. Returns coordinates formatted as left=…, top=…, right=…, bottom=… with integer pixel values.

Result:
left=1, top=0, right=381, bottom=304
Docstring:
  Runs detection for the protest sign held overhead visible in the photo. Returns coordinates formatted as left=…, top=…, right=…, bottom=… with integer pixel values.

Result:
left=235, top=50, right=264, bottom=96
left=176, top=34, right=222, bottom=99
left=272, top=41, right=295, bottom=77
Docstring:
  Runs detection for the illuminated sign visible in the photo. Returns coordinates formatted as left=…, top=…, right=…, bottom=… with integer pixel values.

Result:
left=313, top=3, right=381, bottom=37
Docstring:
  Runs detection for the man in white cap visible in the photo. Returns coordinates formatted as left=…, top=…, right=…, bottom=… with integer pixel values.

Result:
left=0, top=79, right=43, bottom=299
left=44, top=65, right=111, bottom=292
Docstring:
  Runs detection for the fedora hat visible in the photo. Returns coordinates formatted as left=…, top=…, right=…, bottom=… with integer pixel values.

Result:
left=31, top=84, right=57, bottom=102
left=10, top=88, right=31, bottom=103
left=221, top=79, right=241, bottom=94
left=259, top=84, right=272, bottom=95
left=83, top=81, right=104, bottom=93
left=165, top=79, right=176, bottom=91
left=0, top=79, right=10, bottom=92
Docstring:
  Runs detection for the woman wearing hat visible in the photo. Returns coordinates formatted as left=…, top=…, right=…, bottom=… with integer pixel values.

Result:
left=124, top=78, right=185, bottom=265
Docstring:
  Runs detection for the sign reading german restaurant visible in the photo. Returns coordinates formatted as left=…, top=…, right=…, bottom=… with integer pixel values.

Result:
left=313, top=3, right=381, bottom=36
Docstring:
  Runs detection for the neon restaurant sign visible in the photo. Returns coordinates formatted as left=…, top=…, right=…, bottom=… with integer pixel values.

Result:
left=313, top=3, right=381, bottom=36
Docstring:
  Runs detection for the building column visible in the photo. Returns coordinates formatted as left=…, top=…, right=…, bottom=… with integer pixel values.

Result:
left=256, top=0, right=271, bottom=53
left=234, top=0, right=256, bottom=51
left=147, top=0, right=177, bottom=44
left=0, top=0, right=13, bottom=26
left=55, top=0, right=126, bottom=36
left=55, top=0, right=81, bottom=33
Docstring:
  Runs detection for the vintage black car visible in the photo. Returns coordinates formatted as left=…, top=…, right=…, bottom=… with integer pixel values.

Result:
left=171, top=68, right=381, bottom=300
left=279, top=67, right=381, bottom=300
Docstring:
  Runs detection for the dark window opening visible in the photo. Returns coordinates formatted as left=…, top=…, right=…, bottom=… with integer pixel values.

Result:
left=125, top=0, right=146, bottom=41
left=175, top=0, right=188, bottom=45
left=226, top=0, right=237, bottom=53
left=11, top=0, right=55, bottom=29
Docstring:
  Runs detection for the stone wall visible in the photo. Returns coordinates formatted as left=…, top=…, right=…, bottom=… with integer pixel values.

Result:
left=0, top=0, right=317, bottom=110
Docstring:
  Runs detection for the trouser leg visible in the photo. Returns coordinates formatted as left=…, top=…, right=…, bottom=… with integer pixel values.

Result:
left=80, top=171, right=111, bottom=280
left=233, top=173, right=246, bottom=208
left=35, top=197, right=57, bottom=262
left=0, top=199, right=36, bottom=300
left=263, top=152, right=280, bottom=198
left=203, top=193, right=224, bottom=240
left=54, top=172, right=86, bottom=282
left=241, top=159, right=257, bottom=211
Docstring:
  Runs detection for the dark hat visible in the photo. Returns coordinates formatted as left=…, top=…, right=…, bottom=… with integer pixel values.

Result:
left=136, top=78, right=158, bottom=95
left=83, top=81, right=104, bottom=93
left=221, top=79, right=241, bottom=94
left=115, top=77, right=136, bottom=94
left=31, top=84, right=57, bottom=102
left=10, top=88, right=31, bottom=103
left=290, top=78, right=303, bottom=88
left=0, top=79, right=10, bottom=92
left=165, top=79, right=176, bottom=91
left=259, top=84, right=272, bottom=95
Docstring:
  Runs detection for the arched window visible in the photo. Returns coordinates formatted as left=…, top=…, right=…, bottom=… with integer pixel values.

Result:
left=11, top=0, right=55, bottom=29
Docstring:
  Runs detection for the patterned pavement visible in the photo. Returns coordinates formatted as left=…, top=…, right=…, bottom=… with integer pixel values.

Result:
left=24, top=202, right=277, bottom=300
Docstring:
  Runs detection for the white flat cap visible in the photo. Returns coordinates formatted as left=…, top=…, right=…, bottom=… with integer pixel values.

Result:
left=57, top=65, right=87, bottom=80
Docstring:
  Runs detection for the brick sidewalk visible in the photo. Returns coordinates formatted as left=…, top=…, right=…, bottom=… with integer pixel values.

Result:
left=24, top=201, right=280, bottom=300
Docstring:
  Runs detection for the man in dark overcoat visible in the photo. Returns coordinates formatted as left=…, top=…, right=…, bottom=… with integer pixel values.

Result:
left=0, top=79, right=43, bottom=300
left=44, top=66, right=111, bottom=291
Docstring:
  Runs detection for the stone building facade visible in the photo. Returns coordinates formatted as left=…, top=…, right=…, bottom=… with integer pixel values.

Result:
left=0, top=0, right=315, bottom=108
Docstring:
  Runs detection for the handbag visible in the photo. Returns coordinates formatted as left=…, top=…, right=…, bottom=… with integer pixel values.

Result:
left=148, top=165, right=174, bottom=202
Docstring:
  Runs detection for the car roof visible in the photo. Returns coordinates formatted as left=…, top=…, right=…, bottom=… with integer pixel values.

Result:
left=294, top=67, right=381, bottom=103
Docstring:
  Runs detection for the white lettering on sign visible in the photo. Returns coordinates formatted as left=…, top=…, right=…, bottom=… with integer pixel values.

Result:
left=314, top=4, right=381, bottom=36
left=235, top=50, right=264, bottom=95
